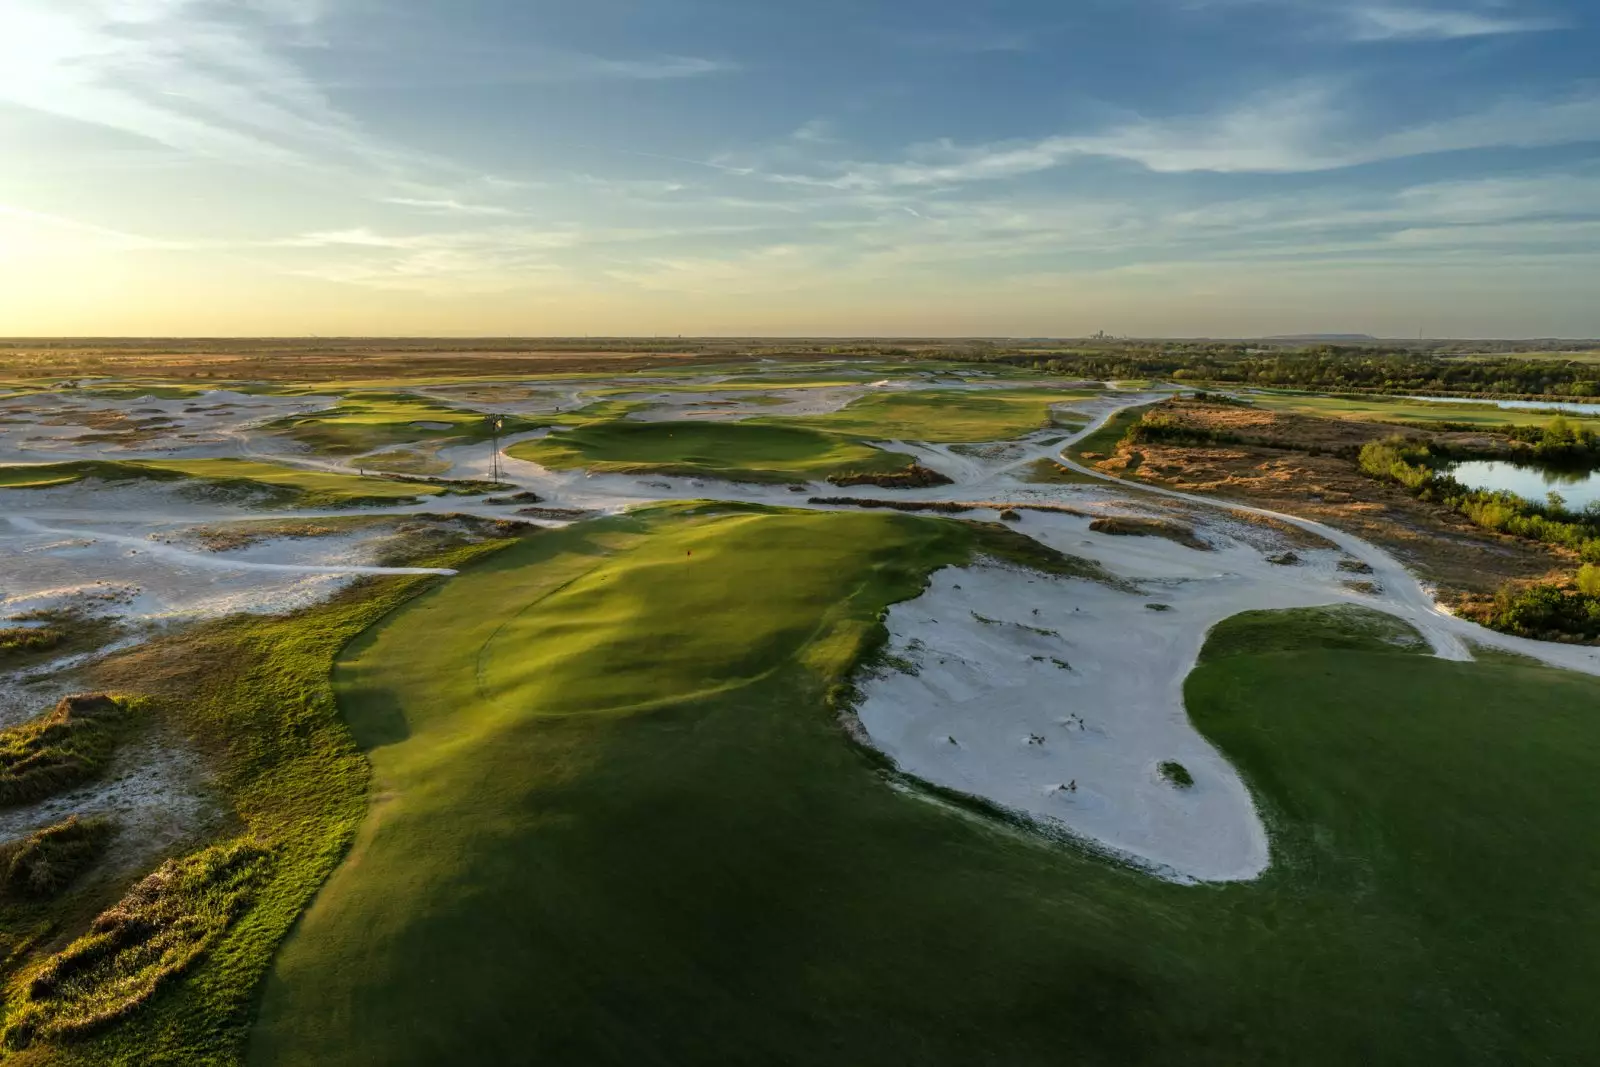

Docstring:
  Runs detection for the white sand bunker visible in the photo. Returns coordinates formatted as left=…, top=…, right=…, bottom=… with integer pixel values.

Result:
left=855, top=564, right=1270, bottom=883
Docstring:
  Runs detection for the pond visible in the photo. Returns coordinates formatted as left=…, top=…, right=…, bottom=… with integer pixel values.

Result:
left=1404, top=395, right=1600, bottom=416
left=1445, top=459, right=1600, bottom=511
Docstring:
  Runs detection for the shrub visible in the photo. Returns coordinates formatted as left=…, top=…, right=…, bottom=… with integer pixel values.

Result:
left=1158, top=761, right=1194, bottom=788
left=1578, top=564, right=1600, bottom=597
left=0, top=628, right=66, bottom=656
left=827, top=463, right=953, bottom=489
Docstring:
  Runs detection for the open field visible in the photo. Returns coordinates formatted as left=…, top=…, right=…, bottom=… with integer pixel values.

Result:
left=506, top=421, right=913, bottom=483
left=247, top=520, right=1600, bottom=1064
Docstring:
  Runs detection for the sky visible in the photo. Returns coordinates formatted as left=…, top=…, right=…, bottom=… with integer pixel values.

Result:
left=1, top=0, right=1597, bottom=338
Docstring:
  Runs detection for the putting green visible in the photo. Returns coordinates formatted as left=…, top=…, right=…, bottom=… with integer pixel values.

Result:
left=248, top=512, right=1600, bottom=1066
left=766, top=388, right=1097, bottom=442
left=270, top=393, right=523, bottom=454
left=506, top=420, right=911, bottom=483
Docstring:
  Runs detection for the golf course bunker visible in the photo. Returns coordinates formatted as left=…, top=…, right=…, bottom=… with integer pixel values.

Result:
left=856, top=563, right=1270, bottom=882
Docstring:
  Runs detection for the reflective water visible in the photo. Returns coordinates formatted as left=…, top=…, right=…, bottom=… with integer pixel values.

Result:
left=1405, top=396, right=1600, bottom=416
left=1446, top=459, right=1600, bottom=510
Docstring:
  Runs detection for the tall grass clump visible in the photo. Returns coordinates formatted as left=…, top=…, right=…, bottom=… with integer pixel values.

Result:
left=4, top=841, right=269, bottom=1050
left=0, top=816, right=115, bottom=899
left=0, top=696, right=132, bottom=807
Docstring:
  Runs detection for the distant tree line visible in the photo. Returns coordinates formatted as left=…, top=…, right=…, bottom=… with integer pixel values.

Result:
left=964, top=346, right=1600, bottom=399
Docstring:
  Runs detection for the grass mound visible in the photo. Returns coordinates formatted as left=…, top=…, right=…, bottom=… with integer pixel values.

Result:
left=826, top=463, right=952, bottom=489
left=1089, top=516, right=1211, bottom=550
left=1199, top=604, right=1429, bottom=662
left=0, top=696, right=131, bottom=807
left=0, top=627, right=66, bottom=656
left=507, top=421, right=911, bottom=484
left=1020, top=458, right=1102, bottom=484
left=5, top=841, right=269, bottom=1050
left=0, top=816, right=115, bottom=899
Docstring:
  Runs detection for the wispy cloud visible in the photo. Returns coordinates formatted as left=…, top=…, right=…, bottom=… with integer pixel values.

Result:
left=0, top=1, right=730, bottom=191
left=1343, top=5, right=1567, bottom=41
left=752, top=84, right=1600, bottom=188
left=381, top=197, right=523, bottom=218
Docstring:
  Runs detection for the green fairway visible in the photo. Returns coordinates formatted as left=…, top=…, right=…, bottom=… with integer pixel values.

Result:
left=135, top=459, right=447, bottom=502
left=268, top=392, right=539, bottom=454
left=1248, top=391, right=1600, bottom=429
left=767, top=388, right=1097, bottom=441
left=0, top=458, right=444, bottom=506
left=249, top=514, right=1600, bottom=1067
left=1065, top=403, right=1156, bottom=462
left=0, top=464, right=88, bottom=489
left=506, top=420, right=912, bottom=483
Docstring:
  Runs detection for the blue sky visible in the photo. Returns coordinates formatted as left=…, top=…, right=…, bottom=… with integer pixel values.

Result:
left=1, top=0, right=1597, bottom=336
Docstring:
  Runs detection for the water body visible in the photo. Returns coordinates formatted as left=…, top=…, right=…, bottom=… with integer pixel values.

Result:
left=1404, top=396, right=1600, bottom=417
left=1446, top=459, right=1600, bottom=510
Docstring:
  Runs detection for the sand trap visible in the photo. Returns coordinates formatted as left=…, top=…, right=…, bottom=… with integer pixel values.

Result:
left=856, top=563, right=1279, bottom=882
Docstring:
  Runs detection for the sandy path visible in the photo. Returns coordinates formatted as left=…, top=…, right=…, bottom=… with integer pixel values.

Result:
left=1050, top=403, right=1600, bottom=675
left=4, top=516, right=457, bottom=577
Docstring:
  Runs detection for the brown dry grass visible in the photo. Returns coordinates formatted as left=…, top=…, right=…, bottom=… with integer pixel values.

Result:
left=1151, top=398, right=1513, bottom=454
left=1108, top=426, right=1562, bottom=600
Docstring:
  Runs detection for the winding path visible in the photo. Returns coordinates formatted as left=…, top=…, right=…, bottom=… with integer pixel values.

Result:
left=1048, top=401, right=1600, bottom=676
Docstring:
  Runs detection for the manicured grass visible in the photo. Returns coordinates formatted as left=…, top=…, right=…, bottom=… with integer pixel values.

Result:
left=1198, top=603, right=1429, bottom=660
left=767, top=388, right=1099, bottom=442
left=248, top=524, right=1600, bottom=1066
left=135, top=459, right=445, bottom=504
left=1248, top=391, right=1600, bottom=429
left=3, top=541, right=515, bottom=1064
left=0, top=459, right=443, bottom=507
left=0, top=460, right=114, bottom=489
left=268, top=393, right=542, bottom=455
left=1065, top=403, right=1157, bottom=462
left=506, top=421, right=912, bottom=483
